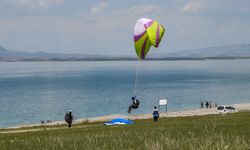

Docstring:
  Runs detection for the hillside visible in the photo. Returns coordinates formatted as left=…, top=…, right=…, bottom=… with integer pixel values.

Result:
left=154, top=44, right=250, bottom=58
left=1, top=44, right=250, bottom=61
left=0, top=45, right=7, bottom=52
left=0, top=45, right=107, bottom=60
left=1, top=111, right=250, bottom=150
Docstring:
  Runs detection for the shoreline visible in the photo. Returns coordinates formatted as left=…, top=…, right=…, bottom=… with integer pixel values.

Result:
left=1, top=57, right=250, bottom=62
left=2, top=103, right=250, bottom=130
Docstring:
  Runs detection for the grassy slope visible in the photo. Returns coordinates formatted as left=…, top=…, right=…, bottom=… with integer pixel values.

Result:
left=1, top=111, right=250, bottom=150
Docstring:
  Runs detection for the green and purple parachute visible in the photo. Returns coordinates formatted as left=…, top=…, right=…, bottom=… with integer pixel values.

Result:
left=134, top=18, right=165, bottom=59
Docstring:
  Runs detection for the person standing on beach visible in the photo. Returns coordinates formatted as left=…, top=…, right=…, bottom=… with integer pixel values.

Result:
left=152, top=106, right=159, bottom=122
left=65, top=110, right=73, bottom=128
left=205, top=101, right=209, bottom=108
left=201, top=101, right=203, bottom=109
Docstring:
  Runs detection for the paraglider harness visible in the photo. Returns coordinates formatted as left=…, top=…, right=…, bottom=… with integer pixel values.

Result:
left=131, top=98, right=140, bottom=108
left=131, top=96, right=140, bottom=109
left=65, top=112, right=73, bottom=124
left=128, top=96, right=140, bottom=113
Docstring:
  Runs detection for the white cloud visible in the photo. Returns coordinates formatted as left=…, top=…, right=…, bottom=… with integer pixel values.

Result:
left=129, top=4, right=162, bottom=15
left=0, top=0, right=64, bottom=9
left=1, top=1, right=250, bottom=54
left=91, top=1, right=108, bottom=14
left=181, top=0, right=203, bottom=13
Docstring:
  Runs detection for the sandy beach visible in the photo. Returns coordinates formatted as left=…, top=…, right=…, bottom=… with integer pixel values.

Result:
left=1, top=102, right=249, bottom=134
left=85, top=103, right=250, bottom=122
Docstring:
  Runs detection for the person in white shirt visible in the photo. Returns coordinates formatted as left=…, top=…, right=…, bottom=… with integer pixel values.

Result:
left=152, top=106, right=159, bottom=122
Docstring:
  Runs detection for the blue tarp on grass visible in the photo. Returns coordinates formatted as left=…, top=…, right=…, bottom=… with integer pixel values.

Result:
left=104, top=118, right=134, bottom=125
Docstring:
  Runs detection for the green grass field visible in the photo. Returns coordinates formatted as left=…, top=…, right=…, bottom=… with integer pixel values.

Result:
left=1, top=111, right=250, bottom=150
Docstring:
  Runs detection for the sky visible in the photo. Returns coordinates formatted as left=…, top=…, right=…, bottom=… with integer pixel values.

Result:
left=0, top=0, right=250, bottom=55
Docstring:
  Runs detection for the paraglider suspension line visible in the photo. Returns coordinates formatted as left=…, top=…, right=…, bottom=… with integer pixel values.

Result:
left=134, top=60, right=140, bottom=96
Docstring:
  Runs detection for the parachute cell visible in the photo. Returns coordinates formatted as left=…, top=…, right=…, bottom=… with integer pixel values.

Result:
left=134, top=18, right=165, bottom=59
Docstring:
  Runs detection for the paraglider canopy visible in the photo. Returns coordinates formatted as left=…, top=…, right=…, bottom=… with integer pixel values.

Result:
left=104, top=118, right=134, bottom=125
left=134, top=18, right=165, bottom=59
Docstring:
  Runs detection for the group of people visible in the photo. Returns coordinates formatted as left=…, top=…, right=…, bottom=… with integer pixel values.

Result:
left=65, top=96, right=160, bottom=128
left=41, top=120, right=52, bottom=124
left=201, top=101, right=218, bottom=109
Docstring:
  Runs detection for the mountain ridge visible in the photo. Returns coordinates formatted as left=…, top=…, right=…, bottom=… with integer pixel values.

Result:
left=1, top=44, right=250, bottom=61
left=153, top=44, right=250, bottom=58
left=0, top=45, right=108, bottom=59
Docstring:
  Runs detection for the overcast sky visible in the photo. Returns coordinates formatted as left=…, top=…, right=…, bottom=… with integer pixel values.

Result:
left=0, top=0, right=250, bottom=55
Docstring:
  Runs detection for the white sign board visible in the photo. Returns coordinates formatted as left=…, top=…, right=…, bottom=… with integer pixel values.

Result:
left=159, top=99, right=167, bottom=106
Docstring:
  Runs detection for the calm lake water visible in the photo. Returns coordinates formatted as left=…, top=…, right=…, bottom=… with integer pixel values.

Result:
left=0, top=60, right=250, bottom=128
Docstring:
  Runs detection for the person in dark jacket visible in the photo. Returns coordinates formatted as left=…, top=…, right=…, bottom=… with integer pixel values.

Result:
left=127, top=96, right=140, bottom=113
left=65, top=110, right=73, bottom=128
left=152, top=106, right=159, bottom=122
left=205, top=101, right=209, bottom=108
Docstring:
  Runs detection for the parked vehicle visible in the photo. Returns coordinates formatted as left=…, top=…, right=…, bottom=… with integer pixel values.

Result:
left=217, top=105, right=238, bottom=113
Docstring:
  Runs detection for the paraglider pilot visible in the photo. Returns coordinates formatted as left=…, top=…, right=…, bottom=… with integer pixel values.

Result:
left=65, top=110, right=73, bottom=128
left=127, top=96, right=140, bottom=113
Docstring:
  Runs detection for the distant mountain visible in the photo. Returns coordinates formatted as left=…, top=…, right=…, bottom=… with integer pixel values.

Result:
left=0, top=45, right=110, bottom=60
left=0, top=45, right=7, bottom=52
left=151, top=44, right=250, bottom=58
left=1, top=44, right=250, bottom=61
